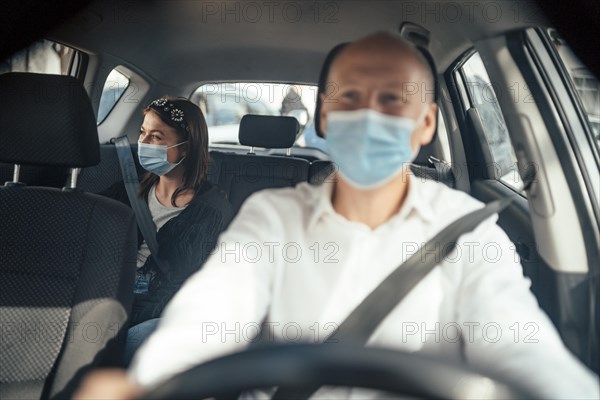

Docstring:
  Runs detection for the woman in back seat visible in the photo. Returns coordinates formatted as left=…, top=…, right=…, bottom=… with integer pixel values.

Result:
left=102, top=97, right=233, bottom=362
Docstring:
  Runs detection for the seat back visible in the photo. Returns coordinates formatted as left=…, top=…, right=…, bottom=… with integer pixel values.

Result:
left=0, top=73, right=137, bottom=399
left=0, top=163, right=68, bottom=188
left=209, top=151, right=309, bottom=212
left=78, top=143, right=145, bottom=194
left=308, top=159, right=336, bottom=185
left=309, top=160, right=456, bottom=188
left=209, top=115, right=310, bottom=212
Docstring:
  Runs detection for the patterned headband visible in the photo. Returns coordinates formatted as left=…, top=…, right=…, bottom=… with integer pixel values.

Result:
left=147, top=98, right=189, bottom=132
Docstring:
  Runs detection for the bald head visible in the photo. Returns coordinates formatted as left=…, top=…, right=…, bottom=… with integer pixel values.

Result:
left=329, top=32, right=435, bottom=104
left=318, top=31, right=438, bottom=150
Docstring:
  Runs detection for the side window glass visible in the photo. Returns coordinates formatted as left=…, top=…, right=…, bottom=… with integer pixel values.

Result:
left=549, top=29, right=600, bottom=151
left=0, top=39, right=75, bottom=76
left=97, top=69, right=130, bottom=124
left=461, top=53, right=522, bottom=192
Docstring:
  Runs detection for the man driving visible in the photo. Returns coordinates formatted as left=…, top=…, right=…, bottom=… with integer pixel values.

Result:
left=76, top=32, right=599, bottom=399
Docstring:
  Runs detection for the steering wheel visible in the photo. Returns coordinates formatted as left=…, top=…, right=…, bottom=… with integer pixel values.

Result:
left=141, top=344, right=530, bottom=399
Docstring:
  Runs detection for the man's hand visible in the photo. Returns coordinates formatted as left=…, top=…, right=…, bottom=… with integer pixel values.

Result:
left=74, top=369, right=144, bottom=400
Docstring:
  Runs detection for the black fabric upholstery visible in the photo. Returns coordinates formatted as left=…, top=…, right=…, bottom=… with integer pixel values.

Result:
left=238, top=115, right=299, bottom=149
left=411, top=163, right=455, bottom=187
left=0, top=73, right=100, bottom=167
left=81, top=141, right=452, bottom=223
left=308, top=159, right=337, bottom=185
left=77, top=144, right=124, bottom=193
left=209, top=151, right=309, bottom=212
left=0, top=187, right=137, bottom=399
left=80, top=145, right=308, bottom=214
left=78, top=144, right=145, bottom=194
left=0, top=74, right=137, bottom=399
left=0, top=381, right=46, bottom=400
left=49, top=194, right=137, bottom=398
left=0, top=143, right=140, bottom=192
left=80, top=144, right=453, bottom=222
left=0, top=163, right=69, bottom=188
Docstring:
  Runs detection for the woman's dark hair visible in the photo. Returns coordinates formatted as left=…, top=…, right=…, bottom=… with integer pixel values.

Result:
left=139, top=96, right=210, bottom=206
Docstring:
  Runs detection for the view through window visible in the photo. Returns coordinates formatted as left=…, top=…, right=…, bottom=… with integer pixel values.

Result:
left=0, top=39, right=74, bottom=76
left=190, top=83, right=324, bottom=150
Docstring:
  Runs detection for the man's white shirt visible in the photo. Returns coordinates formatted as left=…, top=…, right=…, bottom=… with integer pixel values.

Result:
left=129, top=175, right=599, bottom=399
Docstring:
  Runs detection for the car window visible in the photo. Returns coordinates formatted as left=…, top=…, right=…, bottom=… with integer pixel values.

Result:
left=0, top=39, right=75, bottom=76
left=190, top=83, right=317, bottom=147
left=549, top=29, right=600, bottom=153
left=460, top=52, right=523, bottom=193
left=97, top=69, right=130, bottom=124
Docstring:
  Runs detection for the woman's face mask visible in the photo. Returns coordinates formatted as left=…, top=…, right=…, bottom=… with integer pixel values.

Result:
left=324, top=107, right=428, bottom=190
left=137, top=141, right=187, bottom=176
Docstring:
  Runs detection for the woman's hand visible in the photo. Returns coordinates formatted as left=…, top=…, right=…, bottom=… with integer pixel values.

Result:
left=74, top=369, right=144, bottom=400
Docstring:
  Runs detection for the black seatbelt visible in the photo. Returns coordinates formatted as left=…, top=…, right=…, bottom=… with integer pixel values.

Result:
left=428, top=156, right=455, bottom=187
left=271, top=197, right=512, bottom=400
left=114, top=136, right=170, bottom=275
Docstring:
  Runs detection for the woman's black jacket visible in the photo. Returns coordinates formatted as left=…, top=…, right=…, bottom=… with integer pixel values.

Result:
left=102, top=181, right=233, bottom=326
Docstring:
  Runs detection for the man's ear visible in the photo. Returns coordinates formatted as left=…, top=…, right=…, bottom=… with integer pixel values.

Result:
left=418, top=103, right=438, bottom=146
left=319, top=93, right=328, bottom=136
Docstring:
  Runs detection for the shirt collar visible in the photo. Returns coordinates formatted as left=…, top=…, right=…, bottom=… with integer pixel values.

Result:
left=307, top=173, right=436, bottom=232
left=393, top=173, right=436, bottom=225
left=307, top=180, right=337, bottom=232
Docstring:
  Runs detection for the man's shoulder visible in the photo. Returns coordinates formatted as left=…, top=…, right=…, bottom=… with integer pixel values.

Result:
left=415, top=178, right=484, bottom=219
left=225, top=182, right=322, bottom=235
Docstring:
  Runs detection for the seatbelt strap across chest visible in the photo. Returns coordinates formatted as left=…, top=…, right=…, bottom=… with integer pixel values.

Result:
left=114, top=136, right=170, bottom=275
left=271, top=197, right=512, bottom=400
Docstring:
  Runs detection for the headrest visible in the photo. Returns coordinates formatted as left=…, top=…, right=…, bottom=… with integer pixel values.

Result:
left=239, top=115, right=300, bottom=148
left=0, top=72, right=100, bottom=167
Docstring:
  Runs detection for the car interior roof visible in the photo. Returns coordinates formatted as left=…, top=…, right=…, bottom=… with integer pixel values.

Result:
left=49, top=0, right=550, bottom=89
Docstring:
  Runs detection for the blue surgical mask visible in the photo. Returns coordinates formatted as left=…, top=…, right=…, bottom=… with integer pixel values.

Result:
left=137, top=141, right=188, bottom=176
left=324, top=108, right=427, bottom=189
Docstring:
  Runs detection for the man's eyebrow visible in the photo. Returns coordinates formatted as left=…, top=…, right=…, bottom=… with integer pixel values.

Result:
left=335, top=80, right=419, bottom=89
left=336, top=79, right=360, bottom=86
left=384, top=82, right=408, bottom=88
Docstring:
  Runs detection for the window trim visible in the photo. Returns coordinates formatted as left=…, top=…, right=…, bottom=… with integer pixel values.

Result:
left=521, top=29, right=600, bottom=223
left=506, top=28, right=600, bottom=269
left=508, top=28, right=600, bottom=373
left=96, top=67, right=131, bottom=125
left=69, top=50, right=89, bottom=83
left=447, top=48, right=526, bottom=197
left=436, top=109, right=452, bottom=163
left=445, top=49, right=479, bottom=189
left=461, top=53, right=524, bottom=193
left=540, top=29, right=600, bottom=168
